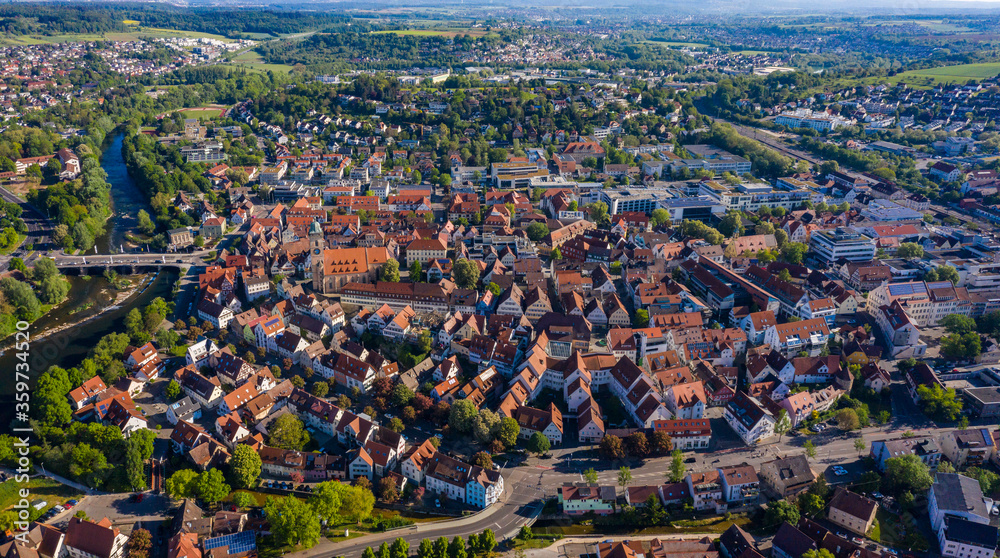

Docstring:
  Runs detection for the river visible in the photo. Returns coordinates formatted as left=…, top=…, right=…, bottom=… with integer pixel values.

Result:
left=0, top=132, right=173, bottom=427
left=96, top=133, right=151, bottom=254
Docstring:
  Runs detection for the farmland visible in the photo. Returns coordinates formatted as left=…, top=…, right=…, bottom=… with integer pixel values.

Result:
left=891, top=62, right=1000, bottom=85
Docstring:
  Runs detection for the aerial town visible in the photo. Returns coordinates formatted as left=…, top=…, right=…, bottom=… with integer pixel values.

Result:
left=2, top=4, right=1000, bottom=558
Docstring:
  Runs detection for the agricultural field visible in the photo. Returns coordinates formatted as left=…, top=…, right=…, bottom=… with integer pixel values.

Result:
left=892, top=62, right=1000, bottom=85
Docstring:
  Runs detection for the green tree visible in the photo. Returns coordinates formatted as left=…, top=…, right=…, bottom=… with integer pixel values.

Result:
left=408, top=260, right=422, bottom=282
left=126, top=443, right=146, bottom=490
left=633, top=308, right=650, bottom=328
left=452, top=258, right=481, bottom=290
left=1, top=278, right=42, bottom=321
left=380, top=258, right=401, bottom=282
left=232, top=491, right=256, bottom=509
left=799, top=492, right=824, bottom=517
left=31, top=257, right=58, bottom=283
left=669, top=450, right=685, bottom=482
left=600, top=434, right=626, bottom=460
left=617, top=466, right=633, bottom=494
left=650, top=431, right=673, bottom=455
left=804, top=440, right=817, bottom=459
left=650, top=208, right=670, bottom=228
left=583, top=468, right=599, bottom=484
left=836, top=408, right=861, bottom=431
left=230, top=445, right=262, bottom=489
left=802, top=550, right=835, bottom=558
left=897, top=242, right=924, bottom=259
left=265, top=495, right=321, bottom=548
left=781, top=242, right=808, bottom=265
left=34, top=368, right=73, bottom=427
left=495, top=416, right=520, bottom=449
left=525, top=222, right=549, bottom=241
left=477, top=530, right=496, bottom=556
left=268, top=413, right=309, bottom=450
left=764, top=499, right=800, bottom=527
left=137, top=210, right=155, bottom=235
left=925, top=265, right=960, bottom=285
left=916, top=384, right=964, bottom=420
left=941, top=314, right=977, bottom=335
left=471, top=451, right=494, bottom=470
left=527, top=432, right=551, bottom=456
left=587, top=201, right=610, bottom=224
left=718, top=212, right=745, bottom=237
left=854, top=437, right=867, bottom=456
left=390, top=539, right=409, bottom=558
left=312, top=382, right=329, bottom=397
left=309, top=481, right=345, bottom=523
left=884, top=454, right=933, bottom=496
left=449, top=400, right=478, bottom=433
left=166, top=469, right=199, bottom=499
left=197, top=468, right=230, bottom=505
left=448, top=538, right=466, bottom=558
left=418, top=539, right=434, bottom=558
left=774, top=410, right=791, bottom=441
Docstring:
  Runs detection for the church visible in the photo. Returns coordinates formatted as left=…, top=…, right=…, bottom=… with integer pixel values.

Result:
left=309, top=221, right=390, bottom=294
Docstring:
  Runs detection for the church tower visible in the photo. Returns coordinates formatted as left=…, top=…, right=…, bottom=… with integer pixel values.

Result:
left=309, top=220, right=325, bottom=293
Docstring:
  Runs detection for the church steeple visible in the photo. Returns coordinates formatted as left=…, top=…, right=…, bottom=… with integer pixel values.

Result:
left=310, top=221, right=324, bottom=292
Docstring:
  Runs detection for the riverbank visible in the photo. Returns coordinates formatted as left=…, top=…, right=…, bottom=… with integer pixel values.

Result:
left=22, top=273, right=154, bottom=345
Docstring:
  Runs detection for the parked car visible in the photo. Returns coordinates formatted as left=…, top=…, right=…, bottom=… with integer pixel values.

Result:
left=872, top=491, right=884, bottom=499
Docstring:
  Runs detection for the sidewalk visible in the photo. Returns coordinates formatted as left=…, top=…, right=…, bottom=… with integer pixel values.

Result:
left=34, top=466, right=106, bottom=496
left=505, top=534, right=729, bottom=558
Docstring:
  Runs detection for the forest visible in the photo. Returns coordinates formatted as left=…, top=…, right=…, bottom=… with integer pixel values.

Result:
left=0, top=4, right=354, bottom=39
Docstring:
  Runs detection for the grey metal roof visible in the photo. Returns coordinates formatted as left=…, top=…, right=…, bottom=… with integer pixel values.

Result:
left=932, top=473, right=989, bottom=518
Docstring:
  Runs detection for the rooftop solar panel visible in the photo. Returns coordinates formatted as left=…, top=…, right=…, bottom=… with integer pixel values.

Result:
left=204, top=531, right=256, bottom=554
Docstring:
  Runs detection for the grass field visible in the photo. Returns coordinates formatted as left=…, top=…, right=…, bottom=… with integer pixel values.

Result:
left=178, top=107, right=226, bottom=118
left=0, top=478, right=82, bottom=512
left=891, top=62, right=1000, bottom=85
left=222, top=50, right=296, bottom=74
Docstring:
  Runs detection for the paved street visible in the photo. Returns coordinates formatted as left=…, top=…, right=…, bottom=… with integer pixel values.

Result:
left=288, top=469, right=543, bottom=558
left=300, top=378, right=970, bottom=558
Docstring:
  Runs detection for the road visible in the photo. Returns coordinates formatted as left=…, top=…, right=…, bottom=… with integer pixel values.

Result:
left=0, top=250, right=210, bottom=271
left=0, top=184, right=54, bottom=260
left=301, top=366, right=966, bottom=558
left=290, top=470, right=543, bottom=558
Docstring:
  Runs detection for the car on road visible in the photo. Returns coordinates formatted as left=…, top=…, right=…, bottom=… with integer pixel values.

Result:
left=852, top=537, right=864, bottom=545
